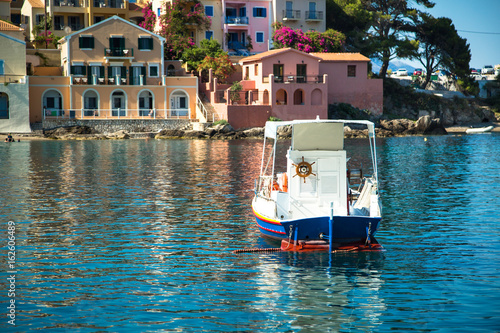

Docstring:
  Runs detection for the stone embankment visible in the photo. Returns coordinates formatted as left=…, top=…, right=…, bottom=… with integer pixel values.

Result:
left=37, top=115, right=495, bottom=141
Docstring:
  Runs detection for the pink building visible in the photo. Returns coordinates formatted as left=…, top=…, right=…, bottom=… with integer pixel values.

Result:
left=201, top=48, right=382, bottom=129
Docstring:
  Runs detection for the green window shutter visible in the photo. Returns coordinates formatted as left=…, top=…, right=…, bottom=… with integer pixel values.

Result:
left=121, top=66, right=126, bottom=78
left=148, top=38, right=153, bottom=50
left=120, top=37, right=125, bottom=49
left=129, top=66, right=134, bottom=83
left=70, top=65, right=75, bottom=75
left=90, top=37, right=95, bottom=49
left=87, top=66, right=92, bottom=81
left=99, top=66, right=104, bottom=78
left=141, top=66, right=146, bottom=76
left=82, top=66, right=87, bottom=75
left=138, top=38, right=142, bottom=49
left=79, top=36, right=83, bottom=48
left=108, top=66, right=112, bottom=78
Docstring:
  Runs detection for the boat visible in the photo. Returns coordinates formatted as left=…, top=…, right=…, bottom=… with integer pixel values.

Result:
left=465, top=125, right=494, bottom=134
left=251, top=118, right=382, bottom=251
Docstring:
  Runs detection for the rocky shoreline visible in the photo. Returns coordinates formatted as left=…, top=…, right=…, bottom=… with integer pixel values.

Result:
left=6, top=116, right=499, bottom=141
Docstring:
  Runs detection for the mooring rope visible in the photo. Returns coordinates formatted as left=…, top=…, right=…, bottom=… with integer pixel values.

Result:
left=233, top=247, right=282, bottom=254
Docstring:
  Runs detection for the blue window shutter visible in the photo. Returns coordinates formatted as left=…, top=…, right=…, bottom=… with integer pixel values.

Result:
left=253, top=8, right=257, bottom=17
left=263, top=8, right=266, bottom=17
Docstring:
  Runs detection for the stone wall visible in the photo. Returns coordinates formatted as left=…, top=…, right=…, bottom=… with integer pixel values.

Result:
left=41, top=119, right=191, bottom=134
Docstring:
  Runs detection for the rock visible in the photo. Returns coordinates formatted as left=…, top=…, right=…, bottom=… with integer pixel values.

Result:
left=155, top=129, right=185, bottom=139
left=107, top=130, right=130, bottom=139
left=242, top=127, right=264, bottom=138
left=415, top=115, right=447, bottom=135
left=183, top=130, right=207, bottom=139
left=212, top=123, right=234, bottom=133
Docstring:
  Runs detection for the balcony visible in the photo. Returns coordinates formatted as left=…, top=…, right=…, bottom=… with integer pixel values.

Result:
left=54, top=0, right=86, bottom=7
left=225, top=16, right=248, bottom=25
left=104, top=48, right=134, bottom=59
left=282, top=10, right=300, bottom=21
left=262, top=75, right=324, bottom=84
left=305, top=11, right=323, bottom=21
left=93, top=0, right=126, bottom=9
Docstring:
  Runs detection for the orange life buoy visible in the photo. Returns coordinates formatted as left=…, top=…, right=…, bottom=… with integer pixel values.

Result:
left=279, top=172, right=288, bottom=192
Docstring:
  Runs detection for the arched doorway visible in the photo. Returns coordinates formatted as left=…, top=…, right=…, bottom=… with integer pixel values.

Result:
left=293, top=89, right=304, bottom=105
left=276, top=89, right=287, bottom=105
left=170, top=90, right=189, bottom=117
left=311, top=89, right=322, bottom=105
left=43, top=90, right=63, bottom=116
left=111, top=91, right=126, bottom=117
left=83, top=90, right=99, bottom=116
left=138, top=90, right=154, bottom=116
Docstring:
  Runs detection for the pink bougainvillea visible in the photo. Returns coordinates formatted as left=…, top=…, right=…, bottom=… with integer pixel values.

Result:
left=272, top=23, right=345, bottom=53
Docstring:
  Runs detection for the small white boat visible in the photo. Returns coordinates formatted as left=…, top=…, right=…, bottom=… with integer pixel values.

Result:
left=466, top=125, right=494, bottom=134
left=252, top=118, right=382, bottom=251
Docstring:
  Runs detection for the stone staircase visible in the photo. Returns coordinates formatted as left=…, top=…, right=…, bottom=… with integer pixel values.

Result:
left=199, top=92, right=219, bottom=122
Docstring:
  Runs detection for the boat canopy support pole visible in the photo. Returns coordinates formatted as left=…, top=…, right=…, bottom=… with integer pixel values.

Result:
left=329, top=202, right=334, bottom=253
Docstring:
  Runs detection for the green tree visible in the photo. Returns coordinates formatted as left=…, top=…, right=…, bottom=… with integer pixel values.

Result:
left=197, top=53, right=235, bottom=83
left=156, top=0, right=211, bottom=60
left=365, top=0, right=435, bottom=77
left=182, top=39, right=224, bottom=72
left=412, top=14, right=472, bottom=90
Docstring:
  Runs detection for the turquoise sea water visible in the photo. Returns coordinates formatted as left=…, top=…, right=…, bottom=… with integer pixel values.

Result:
left=0, top=134, right=499, bottom=332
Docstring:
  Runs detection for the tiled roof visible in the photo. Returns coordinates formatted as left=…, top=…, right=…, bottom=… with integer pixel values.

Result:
left=310, top=52, right=370, bottom=62
left=240, top=48, right=323, bottom=64
left=0, top=20, right=23, bottom=31
left=26, top=0, right=44, bottom=8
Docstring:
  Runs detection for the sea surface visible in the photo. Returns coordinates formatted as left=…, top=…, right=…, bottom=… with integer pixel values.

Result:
left=1, top=134, right=499, bottom=332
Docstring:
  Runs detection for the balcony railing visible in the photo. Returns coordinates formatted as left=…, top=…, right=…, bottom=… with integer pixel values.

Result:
left=283, top=10, right=300, bottom=20
left=72, top=74, right=144, bottom=86
left=104, top=48, right=134, bottom=57
left=54, top=0, right=86, bottom=7
left=225, top=16, right=249, bottom=24
left=0, top=75, right=27, bottom=84
left=94, top=0, right=125, bottom=8
left=68, top=24, right=84, bottom=31
left=263, top=75, right=324, bottom=84
left=305, top=11, right=323, bottom=20
left=43, top=108, right=190, bottom=120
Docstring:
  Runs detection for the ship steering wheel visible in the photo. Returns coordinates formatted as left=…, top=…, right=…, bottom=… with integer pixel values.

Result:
left=292, top=157, right=316, bottom=183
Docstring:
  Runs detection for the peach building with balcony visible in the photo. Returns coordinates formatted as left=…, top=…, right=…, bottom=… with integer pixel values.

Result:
left=28, top=15, right=199, bottom=124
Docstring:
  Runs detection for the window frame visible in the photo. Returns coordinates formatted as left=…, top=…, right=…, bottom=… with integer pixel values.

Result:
left=347, top=65, right=356, bottom=77
left=253, top=7, right=267, bottom=18
left=138, top=36, right=154, bottom=51
left=79, top=35, right=94, bottom=50
left=256, top=31, right=264, bottom=43
left=205, top=5, right=214, bottom=17
left=148, top=63, right=160, bottom=78
left=205, top=30, right=214, bottom=40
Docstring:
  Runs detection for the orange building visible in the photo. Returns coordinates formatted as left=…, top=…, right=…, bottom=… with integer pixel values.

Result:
left=29, top=16, right=199, bottom=124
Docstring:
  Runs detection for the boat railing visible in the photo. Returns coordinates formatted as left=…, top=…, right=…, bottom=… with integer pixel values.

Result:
left=256, top=175, right=274, bottom=198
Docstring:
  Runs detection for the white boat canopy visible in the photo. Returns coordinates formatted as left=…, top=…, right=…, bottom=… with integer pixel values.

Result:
left=263, top=118, right=376, bottom=141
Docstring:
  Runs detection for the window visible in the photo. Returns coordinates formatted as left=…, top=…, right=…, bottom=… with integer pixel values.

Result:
left=79, top=36, right=94, bottom=49
left=157, top=8, right=161, bottom=17
left=0, top=92, right=8, bottom=119
left=138, top=37, right=153, bottom=50
left=253, top=7, right=266, bottom=18
left=0, top=59, right=4, bottom=75
left=256, top=31, right=264, bottom=43
left=70, top=65, right=86, bottom=76
left=149, top=64, right=159, bottom=77
left=36, top=14, right=43, bottom=25
left=297, top=64, right=307, bottom=82
left=347, top=65, right=356, bottom=77
left=254, top=64, right=258, bottom=76
left=54, top=16, right=64, bottom=30
left=68, top=16, right=81, bottom=30
left=205, top=31, right=213, bottom=40
left=94, top=16, right=105, bottom=24
left=205, top=5, right=213, bottom=16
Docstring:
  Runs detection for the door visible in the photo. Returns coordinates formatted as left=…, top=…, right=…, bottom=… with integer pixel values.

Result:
left=273, top=64, right=284, bottom=83
left=111, top=91, right=125, bottom=116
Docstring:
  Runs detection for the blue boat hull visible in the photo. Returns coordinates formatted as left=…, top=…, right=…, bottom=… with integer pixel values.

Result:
left=253, top=209, right=380, bottom=243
